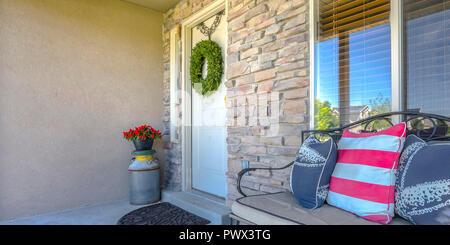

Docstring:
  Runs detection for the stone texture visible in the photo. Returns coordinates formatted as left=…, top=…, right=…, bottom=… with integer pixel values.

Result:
left=273, top=78, right=309, bottom=91
left=284, top=136, right=302, bottom=146
left=255, top=69, right=276, bottom=82
left=281, top=100, right=307, bottom=115
left=241, top=47, right=261, bottom=60
left=162, top=0, right=310, bottom=206
left=227, top=61, right=250, bottom=79
left=283, top=88, right=308, bottom=99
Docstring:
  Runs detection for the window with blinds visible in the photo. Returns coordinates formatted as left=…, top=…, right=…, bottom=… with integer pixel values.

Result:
left=403, top=0, right=450, bottom=116
left=314, top=0, right=392, bottom=129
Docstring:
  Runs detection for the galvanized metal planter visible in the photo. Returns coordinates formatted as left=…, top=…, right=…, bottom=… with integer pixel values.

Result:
left=128, top=150, right=160, bottom=205
left=132, top=139, right=154, bottom=151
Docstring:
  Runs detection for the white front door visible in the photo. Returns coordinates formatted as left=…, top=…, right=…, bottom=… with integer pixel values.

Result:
left=191, top=11, right=227, bottom=198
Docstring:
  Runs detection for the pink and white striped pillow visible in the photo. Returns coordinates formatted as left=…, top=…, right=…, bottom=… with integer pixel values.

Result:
left=326, top=123, right=407, bottom=224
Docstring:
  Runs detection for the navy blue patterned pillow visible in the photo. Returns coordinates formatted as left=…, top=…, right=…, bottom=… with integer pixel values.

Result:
left=290, top=135, right=338, bottom=209
left=395, top=135, right=450, bottom=225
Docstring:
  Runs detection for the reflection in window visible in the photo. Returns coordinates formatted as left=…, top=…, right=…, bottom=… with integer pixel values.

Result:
left=314, top=0, right=392, bottom=130
left=404, top=0, right=450, bottom=116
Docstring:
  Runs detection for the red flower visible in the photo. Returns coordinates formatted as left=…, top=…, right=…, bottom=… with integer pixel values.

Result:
left=123, top=124, right=162, bottom=141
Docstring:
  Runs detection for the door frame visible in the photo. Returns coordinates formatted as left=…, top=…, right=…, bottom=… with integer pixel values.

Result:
left=180, top=0, right=228, bottom=194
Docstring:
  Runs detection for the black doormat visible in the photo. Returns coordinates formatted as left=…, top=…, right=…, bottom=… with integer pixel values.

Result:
left=117, top=202, right=211, bottom=225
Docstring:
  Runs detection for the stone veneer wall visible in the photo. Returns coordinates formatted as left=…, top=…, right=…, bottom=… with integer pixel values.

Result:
left=161, top=0, right=310, bottom=206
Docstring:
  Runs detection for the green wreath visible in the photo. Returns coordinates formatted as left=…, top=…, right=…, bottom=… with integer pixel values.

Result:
left=190, top=40, right=223, bottom=95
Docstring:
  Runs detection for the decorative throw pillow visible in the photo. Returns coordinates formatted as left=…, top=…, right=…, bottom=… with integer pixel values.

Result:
left=290, top=135, right=338, bottom=209
left=326, top=123, right=407, bottom=224
left=395, top=135, right=450, bottom=225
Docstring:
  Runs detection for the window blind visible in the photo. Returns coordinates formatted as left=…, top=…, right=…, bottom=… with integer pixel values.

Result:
left=403, top=0, right=450, bottom=116
left=404, top=0, right=449, bottom=20
left=315, top=0, right=392, bottom=128
left=319, top=0, right=391, bottom=41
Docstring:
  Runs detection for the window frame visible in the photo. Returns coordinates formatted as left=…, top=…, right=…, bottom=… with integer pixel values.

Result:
left=309, top=0, right=405, bottom=129
left=170, top=27, right=181, bottom=143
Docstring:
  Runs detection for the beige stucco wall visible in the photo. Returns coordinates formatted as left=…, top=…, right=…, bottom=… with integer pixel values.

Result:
left=0, top=0, right=164, bottom=221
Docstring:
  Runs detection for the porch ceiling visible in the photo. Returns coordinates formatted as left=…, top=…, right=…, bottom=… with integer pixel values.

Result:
left=124, top=0, right=181, bottom=12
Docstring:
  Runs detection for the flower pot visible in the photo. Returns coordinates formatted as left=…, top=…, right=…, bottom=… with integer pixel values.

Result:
left=133, top=138, right=154, bottom=151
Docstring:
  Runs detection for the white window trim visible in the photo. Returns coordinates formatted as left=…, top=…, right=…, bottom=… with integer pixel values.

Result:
left=170, top=27, right=180, bottom=143
left=308, top=0, right=317, bottom=130
left=390, top=0, right=404, bottom=123
left=309, top=0, right=404, bottom=129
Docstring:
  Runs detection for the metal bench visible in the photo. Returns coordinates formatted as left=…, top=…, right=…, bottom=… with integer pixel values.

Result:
left=230, top=111, right=450, bottom=225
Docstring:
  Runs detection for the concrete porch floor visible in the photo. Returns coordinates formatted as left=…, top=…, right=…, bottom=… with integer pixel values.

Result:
left=0, top=190, right=231, bottom=225
left=0, top=199, right=143, bottom=225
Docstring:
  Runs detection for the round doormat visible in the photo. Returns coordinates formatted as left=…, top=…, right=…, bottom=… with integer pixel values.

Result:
left=117, top=202, right=211, bottom=225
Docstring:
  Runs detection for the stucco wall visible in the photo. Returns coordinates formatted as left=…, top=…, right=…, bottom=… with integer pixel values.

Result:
left=0, top=0, right=164, bottom=221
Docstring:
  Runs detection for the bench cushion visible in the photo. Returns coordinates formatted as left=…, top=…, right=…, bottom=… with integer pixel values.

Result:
left=232, top=192, right=411, bottom=225
left=290, top=135, right=338, bottom=209
left=327, top=123, right=407, bottom=224
left=395, top=135, right=450, bottom=225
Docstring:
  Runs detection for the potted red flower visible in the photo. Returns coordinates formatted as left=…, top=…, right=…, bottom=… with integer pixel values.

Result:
left=123, top=125, right=163, bottom=151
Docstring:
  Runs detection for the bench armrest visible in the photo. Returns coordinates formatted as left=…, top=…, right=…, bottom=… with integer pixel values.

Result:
left=236, top=161, right=295, bottom=197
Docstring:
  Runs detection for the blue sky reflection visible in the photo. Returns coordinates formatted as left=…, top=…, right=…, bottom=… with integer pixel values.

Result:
left=314, top=24, right=392, bottom=110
